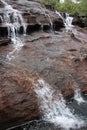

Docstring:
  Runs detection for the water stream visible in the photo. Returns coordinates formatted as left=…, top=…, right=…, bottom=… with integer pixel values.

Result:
left=56, top=11, right=75, bottom=33
left=34, top=79, right=86, bottom=130
left=64, top=13, right=74, bottom=32
left=0, top=1, right=87, bottom=130
left=1, top=0, right=26, bottom=60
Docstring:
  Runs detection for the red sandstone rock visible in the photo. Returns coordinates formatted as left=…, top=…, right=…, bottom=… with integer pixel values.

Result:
left=0, top=64, right=41, bottom=129
left=0, top=0, right=87, bottom=129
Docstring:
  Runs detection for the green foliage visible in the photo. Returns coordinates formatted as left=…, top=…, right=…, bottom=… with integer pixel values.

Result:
left=57, top=2, right=78, bottom=15
left=78, top=1, right=87, bottom=16
left=35, top=0, right=87, bottom=16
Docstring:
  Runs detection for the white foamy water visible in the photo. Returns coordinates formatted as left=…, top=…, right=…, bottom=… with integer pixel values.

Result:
left=74, top=89, right=87, bottom=104
left=55, top=11, right=75, bottom=33
left=65, top=13, right=74, bottom=32
left=1, top=0, right=26, bottom=60
left=35, top=79, right=85, bottom=130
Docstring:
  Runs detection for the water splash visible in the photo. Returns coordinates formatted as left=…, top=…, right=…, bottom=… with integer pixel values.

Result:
left=74, top=89, right=87, bottom=104
left=35, top=79, right=85, bottom=130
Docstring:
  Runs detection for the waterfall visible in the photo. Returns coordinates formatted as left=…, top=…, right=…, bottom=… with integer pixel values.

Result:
left=1, top=0, right=26, bottom=60
left=35, top=79, right=85, bottom=130
left=65, top=13, right=74, bottom=32
left=56, top=11, right=75, bottom=33
left=74, top=89, right=87, bottom=104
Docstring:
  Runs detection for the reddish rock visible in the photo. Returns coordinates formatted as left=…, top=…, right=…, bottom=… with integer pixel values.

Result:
left=0, top=0, right=64, bottom=36
left=0, top=27, right=87, bottom=129
left=0, top=0, right=87, bottom=129
left=0, top=64, right=41, bottom=129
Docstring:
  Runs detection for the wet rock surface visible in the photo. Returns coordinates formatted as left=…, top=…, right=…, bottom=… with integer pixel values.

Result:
left=0, top=62, right=43, bottom=129
left=0, top=0, right=64, bottom=36
left=0, top=0, right=87, bottom=129
left=0, top=29, right=87, bottom=129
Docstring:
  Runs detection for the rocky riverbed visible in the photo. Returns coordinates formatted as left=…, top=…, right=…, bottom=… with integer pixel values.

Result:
left=0, top=0, right=87, bottom=130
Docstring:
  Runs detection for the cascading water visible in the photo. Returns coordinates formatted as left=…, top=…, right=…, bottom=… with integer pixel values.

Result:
left=1, top=0, right=26, bottom=60
left=74, top=89, right=87, bottom=104
left=56, top=11, right=75, bottom=33
left=35, top=79, right=85, bottom=130
left=65, top=13, right=74, bottom=32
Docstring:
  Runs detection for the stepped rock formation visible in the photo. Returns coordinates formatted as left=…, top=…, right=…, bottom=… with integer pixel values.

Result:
left=0, top=0, right=87, bottom=129
left=0, top=0, right=64, bottom=37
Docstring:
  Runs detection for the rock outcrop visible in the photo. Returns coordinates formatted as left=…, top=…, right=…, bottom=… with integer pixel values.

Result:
left=0, top=29, right=87, bottom=129
left=0, top=0, right=87, bottom=129
left=0, top=0, right=64, bottom=37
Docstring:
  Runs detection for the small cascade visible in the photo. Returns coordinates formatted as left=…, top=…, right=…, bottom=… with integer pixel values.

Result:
left=35, top=79, right=85, bottom=130
left=1, top=0, right=26, bottom=60
left=56, top=11, right=76, bottom=33
left=74, top=89, right=87, bottom=104
left=65, top=13, right=74, bottom=32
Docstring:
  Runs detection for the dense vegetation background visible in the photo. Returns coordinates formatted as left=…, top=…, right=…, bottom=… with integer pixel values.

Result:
left=35, top=0, right=87, bottom=16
